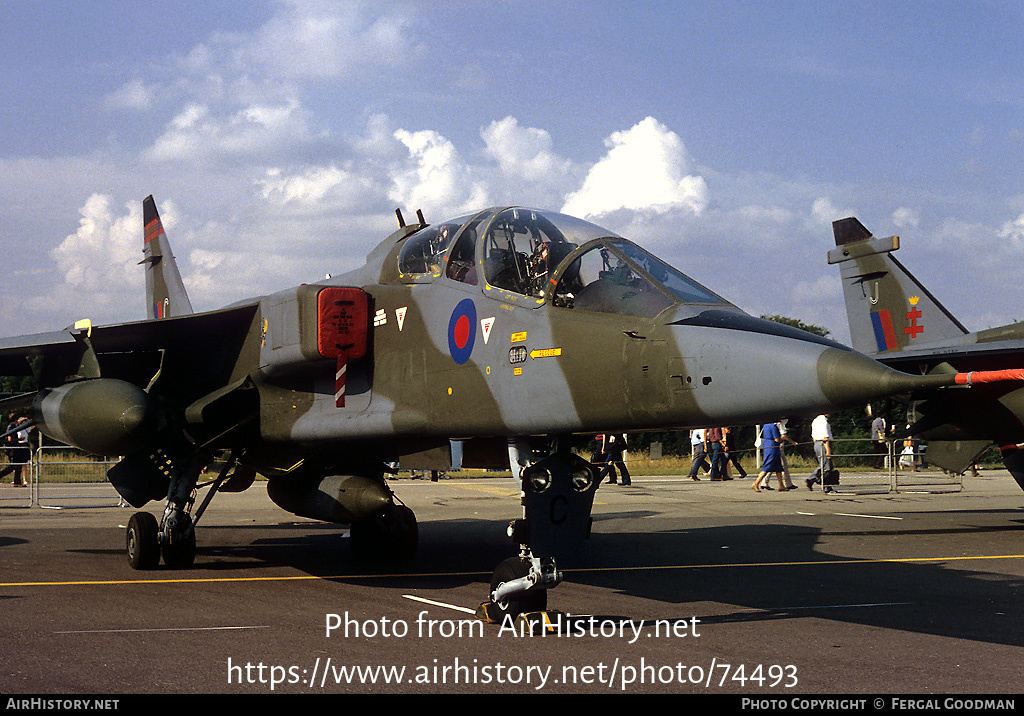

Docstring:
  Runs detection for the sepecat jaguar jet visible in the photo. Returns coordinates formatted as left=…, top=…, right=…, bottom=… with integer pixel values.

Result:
left=829, top=216, right=1024, bottom=490
left=1, top=197, right=1018, bottom=620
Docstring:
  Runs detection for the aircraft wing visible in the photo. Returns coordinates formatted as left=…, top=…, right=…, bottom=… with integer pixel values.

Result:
left=0, top=303, right=260, bottom=394
left=872, top=338, right=1024, bottom=374
left=90, top=304, right=257, bottom=350
left=0, top=329, right=79, bottom=374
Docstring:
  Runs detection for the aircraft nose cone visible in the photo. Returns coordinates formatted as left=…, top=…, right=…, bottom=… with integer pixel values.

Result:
left=816, top=347, right=947, bottom=407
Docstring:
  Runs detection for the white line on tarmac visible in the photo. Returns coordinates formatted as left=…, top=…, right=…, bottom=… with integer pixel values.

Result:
left=403, top=594, right=476, bottom=615
left=55, top=625, right=270, bottom=634
left=795, top=511, right=903, bottom=520
left=764, top=601, right=912, bottom=611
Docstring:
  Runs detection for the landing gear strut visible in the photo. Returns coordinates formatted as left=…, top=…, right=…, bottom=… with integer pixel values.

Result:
left=477, top=439, right=599, bottom=622
left=487, top=555, right=552, bottom=619
left=124, top=449, right=237, bottom=570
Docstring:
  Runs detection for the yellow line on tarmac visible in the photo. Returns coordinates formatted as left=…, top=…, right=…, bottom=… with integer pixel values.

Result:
left=0, top=570, right=491, bottom=588
left=574, top=553, right=1024, bottom=573
left=3, top=553, right=1022, bottom=589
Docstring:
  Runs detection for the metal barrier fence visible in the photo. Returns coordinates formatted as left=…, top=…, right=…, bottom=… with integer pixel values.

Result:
left=808, top=438, right=962, bottom=496
left=808, top=437, right=893, bottom=495
left=33, top=444, right=123, bottom=509
left=0, top=440, right=123, bottom=509
left=0, top=435, right=970, bottom=508
left=890, top=440, right=964, bottom=494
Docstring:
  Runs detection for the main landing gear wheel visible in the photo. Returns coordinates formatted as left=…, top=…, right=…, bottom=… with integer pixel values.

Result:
left=350, top=503, right=418, bottom=562
left=488, top=556, right=546, bottom=620
left=126, top=512, right=160, bottom=570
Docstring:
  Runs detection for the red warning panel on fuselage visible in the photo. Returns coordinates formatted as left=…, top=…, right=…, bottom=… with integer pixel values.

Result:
left=317, top=288, right=369, bottom=361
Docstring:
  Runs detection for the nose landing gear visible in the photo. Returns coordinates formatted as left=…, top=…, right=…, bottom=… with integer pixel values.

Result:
left=477, top=443, right=599, bottom=622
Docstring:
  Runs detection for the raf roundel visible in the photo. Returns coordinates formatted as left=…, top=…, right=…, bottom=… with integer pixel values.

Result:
left=447, top=298, right=477, bottom=365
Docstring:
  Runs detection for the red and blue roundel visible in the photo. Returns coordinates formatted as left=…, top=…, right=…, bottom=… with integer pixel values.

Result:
left=448, top=298, right=477, bottom=364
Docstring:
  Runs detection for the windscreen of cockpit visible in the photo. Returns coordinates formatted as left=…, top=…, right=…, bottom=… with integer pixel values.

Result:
left=481, top=208, right=612, bottom=297
left=552, top=240, right=729, bottom=318
left=611, top=241, right=729, bottom=305
left=398, top=214, right=474, bottom=277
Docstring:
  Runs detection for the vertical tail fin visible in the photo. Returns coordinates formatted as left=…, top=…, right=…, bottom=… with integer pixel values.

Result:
left=141, top=195, right=193, bottom=319
left=827, top=217, right=967, bottom=355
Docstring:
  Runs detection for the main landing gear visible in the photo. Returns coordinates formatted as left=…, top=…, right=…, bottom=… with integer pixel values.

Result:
left=350, top=500, right=419, bottom=562
left=477, top=439, right=600, bottom=622
left=124, top=449, right=240, bottom=570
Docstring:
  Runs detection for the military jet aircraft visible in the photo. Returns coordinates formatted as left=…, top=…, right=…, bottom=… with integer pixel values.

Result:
left=0, top=198, right=1016, bottom=620
left=829, top=217, right=1024, bottom=489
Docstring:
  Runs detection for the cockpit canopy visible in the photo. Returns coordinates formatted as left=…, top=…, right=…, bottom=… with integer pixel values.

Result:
left=398, top=207, right=730, bottom=318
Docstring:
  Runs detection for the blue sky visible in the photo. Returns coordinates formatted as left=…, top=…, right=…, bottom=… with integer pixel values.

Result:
left=1, top=0, right=1022, bottom=342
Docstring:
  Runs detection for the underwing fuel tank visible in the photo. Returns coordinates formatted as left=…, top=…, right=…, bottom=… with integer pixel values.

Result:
left=32, top=379, right=158, bottom=456
left=266, top=474, right=391, bottom=524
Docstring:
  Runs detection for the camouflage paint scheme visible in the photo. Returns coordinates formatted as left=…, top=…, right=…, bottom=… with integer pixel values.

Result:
left=829, top=217, right=1024, bottom=487
left=0, top=199, right=1002, bottom=615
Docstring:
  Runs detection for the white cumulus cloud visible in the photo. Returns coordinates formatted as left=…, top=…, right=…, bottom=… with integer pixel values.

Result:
left=146, top=100, right=322, bottom=162
left=810, top=197, right=854, bottom=227
left=561, top=117, right=708, bottom=218
left=892, top=206, right=920, bottom=229
left=242, top=0, right=418, bottom=79
left=49, top=195, right=144, bottom=292
left=388, top=128, right=489, bottom=218
left=34, top=195, right=153, bottom=321
left=481, top=116, right=572, bottom=183
left=258, top=165, right=375, bottom=211
left=998, top=213, right=1024, bottom=251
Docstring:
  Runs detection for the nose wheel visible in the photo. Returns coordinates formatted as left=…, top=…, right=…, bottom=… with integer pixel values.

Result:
left=486, top=556, right=548, bottom=620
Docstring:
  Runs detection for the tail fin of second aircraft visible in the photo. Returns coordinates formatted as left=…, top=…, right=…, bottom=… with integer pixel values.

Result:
left=827, top=217, right=967, bottom=355
left=141, top=195, right=193, bottom=319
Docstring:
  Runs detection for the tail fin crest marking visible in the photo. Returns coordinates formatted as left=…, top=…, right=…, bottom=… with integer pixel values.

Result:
left=828, top=217, right=967, bottom=354
left=141, top=195, right=193, bottom=320
left=869, top=309, right=898, bottom=351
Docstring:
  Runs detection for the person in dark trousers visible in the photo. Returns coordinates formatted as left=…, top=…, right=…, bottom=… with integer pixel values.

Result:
left=722, top=426, right=746, bottom=478
left=806, top=414, right=836, bottom=494
left=689, top=428, right=709, bottom=481
left=0, top=414, right=30, bottom=487
left=706, top=426, right=726, bottom=480
left=599, top=433, right=631, bottom=486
